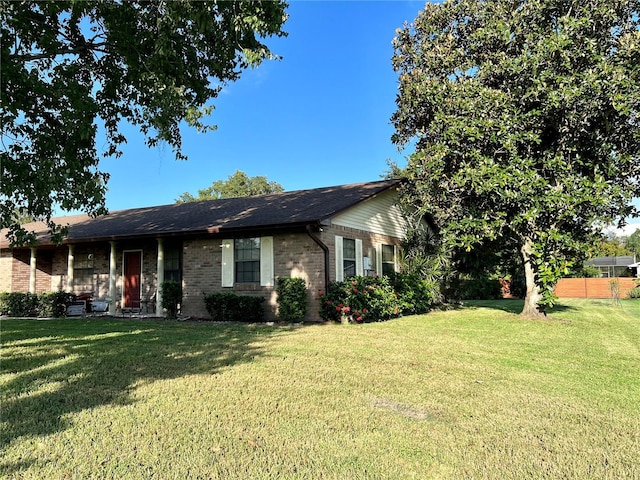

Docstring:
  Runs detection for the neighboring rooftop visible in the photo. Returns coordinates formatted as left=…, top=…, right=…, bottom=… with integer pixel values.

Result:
left=2, top=179, right=401, bottom=248
left=585, top=256, right=636, bottom=267
left=585, top=255, right=638, bottom=277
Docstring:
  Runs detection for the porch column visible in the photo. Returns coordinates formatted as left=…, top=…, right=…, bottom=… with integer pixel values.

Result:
left=29, top=247, right=37, bottom=294
left=66, top=245, right=75, bottom=293
left=156, top=238, right=164, bottom=316
left=109, top=241, right=117, bottom=315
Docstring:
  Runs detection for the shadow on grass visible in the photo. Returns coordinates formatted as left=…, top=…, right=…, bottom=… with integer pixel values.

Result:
left=0, top=318, right=284, bottom=475
left=455, top=299, right=576, bottom=315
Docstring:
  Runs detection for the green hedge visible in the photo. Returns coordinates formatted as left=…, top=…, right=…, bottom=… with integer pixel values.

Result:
left=447, top=278, right=504, bottom=300
left=161, top=280, right=182, bottom=318
left=276, top=277, right=307, bottom=322
left=203, top=292, right=265, bottom=322
left=38, top=291, right=76, bottom=317
left=318, top=274, right=439, bottom=323
left=390, top=273, right=438, bottom=315
left=0, top=291, right=75, bottom=317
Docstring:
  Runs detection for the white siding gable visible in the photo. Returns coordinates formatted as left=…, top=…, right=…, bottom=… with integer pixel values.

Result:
left=331, top=189, right=407, bottom=238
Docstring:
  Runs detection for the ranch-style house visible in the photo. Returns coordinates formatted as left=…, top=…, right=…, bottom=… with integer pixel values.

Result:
left=0, top=180, right=409, bottom=321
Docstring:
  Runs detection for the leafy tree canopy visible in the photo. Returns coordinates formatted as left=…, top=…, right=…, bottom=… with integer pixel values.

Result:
left=176, top=170, right=284, bottom=202
left=624, top=229, right=640, bottom=257
left=592, top=236, right=634, bottom=258
left=392, top=0, right=640, bottom=316
left=1, top=0, right=288, bottom=246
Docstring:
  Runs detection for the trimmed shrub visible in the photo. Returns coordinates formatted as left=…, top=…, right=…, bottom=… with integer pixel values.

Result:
left=0, top=292, right=39, bottom=317
left=276, top=277, right=307, bottom=322
left=628, top=286, right=640, bottom=299
left=0, top=291, right=78, bottom=318
left=203, top=292, right=265, bottom=322
left=161, top=280, right=182, bottom=318
left=318, top=280, right=348, bottom=322
left=318, top=276, right=401, bottom=323
left=0, top=292, right=8, bottom=315
left=390, top=273, right=438, bottom=315
left=38, top=291, right=76, bottom=317
left=318, top=274, right=441, bottom=323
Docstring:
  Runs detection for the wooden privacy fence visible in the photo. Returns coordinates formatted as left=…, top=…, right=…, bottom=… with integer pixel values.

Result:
left=554, top=278, right=637, bottom=299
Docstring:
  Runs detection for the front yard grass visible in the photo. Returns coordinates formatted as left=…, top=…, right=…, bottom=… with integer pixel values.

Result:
left=1, top=299, right=639, bottom=479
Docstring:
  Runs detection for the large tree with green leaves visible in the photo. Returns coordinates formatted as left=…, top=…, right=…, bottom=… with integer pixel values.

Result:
left=623, top=229, right=640, bottom=258
left=176, top=170, right=284, bottom=202
left=392, top=0, right=640, bottom=317
left=1, top=0, right=287, bottom=246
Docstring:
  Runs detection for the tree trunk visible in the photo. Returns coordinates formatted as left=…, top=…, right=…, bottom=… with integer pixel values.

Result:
left=520, top=238, right=545, bottom=318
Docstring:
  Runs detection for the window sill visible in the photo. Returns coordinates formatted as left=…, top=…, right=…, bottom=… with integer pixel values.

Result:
left=233, top=283, right=262, bottom=291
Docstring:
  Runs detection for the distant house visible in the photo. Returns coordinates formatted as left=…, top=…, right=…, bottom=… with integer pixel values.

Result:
left=585, top=256, right=638, bottom=278
left=0, top=180, right=408, bottom=321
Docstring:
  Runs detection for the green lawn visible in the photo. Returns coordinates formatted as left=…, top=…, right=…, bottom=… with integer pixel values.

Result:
left=1, top=299, right=639, bottom=479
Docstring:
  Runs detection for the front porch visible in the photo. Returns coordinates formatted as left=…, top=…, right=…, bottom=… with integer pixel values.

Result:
left=21, top=238, right=177, bottom=318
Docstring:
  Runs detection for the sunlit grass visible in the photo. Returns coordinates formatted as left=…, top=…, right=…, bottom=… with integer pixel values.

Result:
left=1, top=299, right=639, bottom=479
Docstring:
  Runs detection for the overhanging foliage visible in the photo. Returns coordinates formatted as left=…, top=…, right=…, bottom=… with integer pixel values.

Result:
left=1, top=0, right=288, bottom=246
left=392, top=0, right=640, bottom=316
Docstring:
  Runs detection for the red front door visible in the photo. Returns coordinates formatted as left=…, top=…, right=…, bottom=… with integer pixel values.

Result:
left=124, top=251, right=141, bottom=308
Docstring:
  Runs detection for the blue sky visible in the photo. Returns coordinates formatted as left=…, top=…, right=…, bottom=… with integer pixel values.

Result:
left=95, top=1, right=425, bottom=212
left=86, top=0, right=639, bottom=235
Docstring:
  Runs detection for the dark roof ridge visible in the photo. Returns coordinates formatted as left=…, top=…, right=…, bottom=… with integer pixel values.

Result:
left=107, top=178, right=399, bottom=213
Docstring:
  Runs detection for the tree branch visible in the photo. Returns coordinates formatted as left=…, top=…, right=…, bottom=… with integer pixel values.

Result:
left=13, top=42, right=108, bottom=62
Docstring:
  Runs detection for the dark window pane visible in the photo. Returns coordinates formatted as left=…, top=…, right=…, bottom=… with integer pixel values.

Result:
left=343, top=238, right=356, bottom=260
left=381, top=244, right=395, bottom=276
left=235, top=238, right=260, bottom=283
left=343, top=238, right=356, bottom=278
left=74, top=251, right=94, bottom=290
left=164, top=244, right=182, bottom=283
left=344, top=260, right=356, bottom=278
left=382, top=263, right=395, bottom=276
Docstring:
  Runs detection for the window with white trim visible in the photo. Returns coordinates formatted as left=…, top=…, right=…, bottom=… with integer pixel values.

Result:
left=235, top=238, right=260, bottom=283
left=221, top=236, right=274, bottom=287
left=343, top=238, right=356, bottom=278
left=74, top=250, right=94, bottom=290
left=381, top=244, right=396, bottom=276
left=335, top=236, right=363, bottom=281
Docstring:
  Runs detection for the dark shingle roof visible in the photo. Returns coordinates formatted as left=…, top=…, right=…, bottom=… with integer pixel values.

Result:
left=585, top=256, right=636, bottom=267
left=3, top=180, right=400, bottom=247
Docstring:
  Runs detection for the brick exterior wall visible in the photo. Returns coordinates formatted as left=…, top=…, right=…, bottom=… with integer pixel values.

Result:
left=0, top=249, right=55, bottom=294
left=0, top=249, right=14, bottom=292
left=10, top=250, right=30, bottom=293
left=182, top=238, right=221, bottom=319
left=275, top=232, right=326, bottom=321
left=35, top=250, right=53, bottom=293
left=181, top=227, right=403, bottom=322
left=2, top=225, right=404, bottom=321
left=51, top=248, right=68, bottom=292
left=181, top=233, right=329, bottom=322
